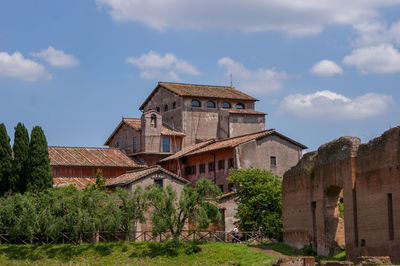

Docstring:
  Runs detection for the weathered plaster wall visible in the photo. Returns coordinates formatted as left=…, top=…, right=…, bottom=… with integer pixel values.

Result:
left=235, top=134, right=302, bottom=177
left=219, top=196, right=239, bottom=232
left=109, top=124, right=142, bottom=153
left=229, top=114, right=265, bottom=138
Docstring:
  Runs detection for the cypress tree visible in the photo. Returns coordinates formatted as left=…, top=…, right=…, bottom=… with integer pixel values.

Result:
left=0, top=123, right=13, bottom=195
left=12, top=123, right=29, bottom=193
left=27, top=126, right=53, bottom=192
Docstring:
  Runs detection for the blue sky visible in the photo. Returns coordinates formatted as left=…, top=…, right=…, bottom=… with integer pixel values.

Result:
left=1, top=0, right=400, bottom=151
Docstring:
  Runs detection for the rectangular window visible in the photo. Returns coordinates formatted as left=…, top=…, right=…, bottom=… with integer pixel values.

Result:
left=154, top=179, right=163, bottom=187
left=218, top=184, right=224, bottom=192
left=388, top=193, right=394, bottom=240
left=228, top=158, right=234, bottom=169
left=116, top=141, right=120, bottom=149
left=228, top=183, right=234, bottom=192
left=132, top=137, right=136, bottom=153
left=162, top=137, right=171, bottom=152
left=184, top=165, right=196, bottom=176
left=218, top=160, right=225, bottom=170
left=208, top=162, right=215, bottom=172
left=270, top=156, right=277, bottom=166
left=199, top=164, right=205, bottom=173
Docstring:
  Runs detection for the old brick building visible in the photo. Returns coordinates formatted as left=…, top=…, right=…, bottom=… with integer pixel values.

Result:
left=49, top=146, right=144, bottom=188
left=160, top=129, right=306, bottom=193
left=282, top=126, right=400, bottom=263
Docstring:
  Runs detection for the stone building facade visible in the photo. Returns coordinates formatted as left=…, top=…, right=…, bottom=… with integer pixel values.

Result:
left=160, top=130, right=306, bottom=193
left=282, top=126, right=400, bottom=263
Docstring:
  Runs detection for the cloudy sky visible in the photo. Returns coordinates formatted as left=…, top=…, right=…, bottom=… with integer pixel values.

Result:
left=1, top=0, right=400, bottom=151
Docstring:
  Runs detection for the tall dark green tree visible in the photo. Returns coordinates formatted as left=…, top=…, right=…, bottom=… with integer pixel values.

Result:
left=12, top=123, right=29, bottom=193
left=27, top=126, right=53, bottom=192
left=0, top=124, right=13, bottom=195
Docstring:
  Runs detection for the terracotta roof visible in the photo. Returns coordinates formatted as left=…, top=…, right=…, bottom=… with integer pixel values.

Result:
left=49, top=146, right=144, bottom=168
left=140, top=82, right=258, bottom=110
left=159, top=140, right=215, bottom=162
left=160, top=130, right=307, bottom=162
left=104, top=118, right=184, bottom=145
left=220, top=191, right=236, bottom=199
left=106, top=166, right=189, bottom=187
left=53, top=177, right=112, bottom=189
left=221, top=108, right=265, bottom=115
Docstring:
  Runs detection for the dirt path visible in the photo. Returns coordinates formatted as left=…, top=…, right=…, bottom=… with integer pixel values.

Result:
left=249, top=246, right=288, bottom=259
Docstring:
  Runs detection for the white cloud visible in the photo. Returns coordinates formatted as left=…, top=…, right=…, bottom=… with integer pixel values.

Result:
left=0, top=51, right=51, bottom=82
left=96, top=0, right=400, bottom=35
left=280, top=90, right=392, bottom=119
left=343, top=44, right=400, bottom=74
left=31, top=46, right=79, bottom=67
left=353, top=20, right=400, bottom=47
left=218, top=57, right=288, bottom=94
left=126, top=51, right=200, bottom=81
left=310, top=60, right=343, bottom=77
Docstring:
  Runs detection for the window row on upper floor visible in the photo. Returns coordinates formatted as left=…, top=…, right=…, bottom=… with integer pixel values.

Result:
left=155, top=101, right=177, bottom=113
left=191, top=100, right=245, bottom=109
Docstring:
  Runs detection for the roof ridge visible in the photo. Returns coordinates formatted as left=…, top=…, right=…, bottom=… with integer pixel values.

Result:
left=214, top=129, right=275, bottom=143
left=159, top=81, right=233, bottom=88
left=49, top=146, right=118, bottom=150
left=126, top=165, right=160, bottom=173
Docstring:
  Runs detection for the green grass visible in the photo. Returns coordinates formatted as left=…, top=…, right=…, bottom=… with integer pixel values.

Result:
left=254, top=242, right=346, bottom=261
left=0, top=241, right=276, bottom=265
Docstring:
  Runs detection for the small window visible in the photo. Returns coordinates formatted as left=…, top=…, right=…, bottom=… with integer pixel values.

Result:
left=192, top=100, right=201, bottom=107
left=154, top=179, right=163, bottom=187
left=184, top=165, right=196, bottom=176
left=236, top=103, right=245, bottom=109
left=218, top=160, right=225, bottom=170
left=228, top=158, right=234, bottom=169
left=208, top=162, right=215, bottom=172
left=361, top=239, right=365, bottom=247
left=164, top=104, right=168, bottom=112
left=207, top=101, right=216, bottom=108
left=162, top=137, right=171, bottom=152
left=151, top=114, right=157, bottom=128
left=172, top=102, right=177, bottom=109
left=199, top=164, right=205, bottom=173
left=222, top=102, right=231, bottom=109
left=116, top=141, right=120, bottom=148
left=218, top=184, right=224, bottom=192
left=132, top=137, right=136, bottom=153
left=156, top=107, right=160, bottom=112
left=228, top=183, right=234, bottom=192
left=270, top=156, right=276, bottom=166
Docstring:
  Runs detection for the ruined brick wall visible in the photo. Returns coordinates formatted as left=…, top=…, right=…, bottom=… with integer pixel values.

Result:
left=283, top=127, right=400, bottom=263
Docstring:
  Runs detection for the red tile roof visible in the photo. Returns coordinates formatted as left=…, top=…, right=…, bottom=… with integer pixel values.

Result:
left=140, top=82, right=258, bottom=110
left=221, top=108, right=265, bottom=115
left=49, top=146, right=144, bottom=168
left=106, top=166, right=189, bottom=187
left=53, top=177, right=113, bottom=189
left=104, top=118, right=184, bottom=145
left=159, top=140, right=215, bottom=162
left=160, top=130, right=307, bottom=161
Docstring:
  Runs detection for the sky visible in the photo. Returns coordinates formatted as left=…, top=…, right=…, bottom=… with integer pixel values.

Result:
left=1, top=0, right=400, bottom=151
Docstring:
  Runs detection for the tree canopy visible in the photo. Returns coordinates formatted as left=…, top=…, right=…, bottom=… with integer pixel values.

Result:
left=27, top=126, right=53, bottom=192
left=227, top=168, right=282, bottom=233
left=12, top=123, right=29, bottom=193
left=0, top=124, right=13, bottom=195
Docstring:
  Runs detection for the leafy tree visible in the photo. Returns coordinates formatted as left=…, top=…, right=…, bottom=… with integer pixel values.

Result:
left=94, top=169, right=106, bottom=190
left=0, top=124, right=13, bottom=195
left=147, top=178, right=221, bottom=242
left=117, top=186, right=148, bottom=240
left=12, top=123, right=29, bottom=193
left=27, top=126, right=53, bottom=192
left=227, top=168, right=282, bottom=233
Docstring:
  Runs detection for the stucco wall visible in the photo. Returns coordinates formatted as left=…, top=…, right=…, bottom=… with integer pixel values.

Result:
left=109, top=124, right=142, bottom=153
left=236, top=134, right=302, bottom=177
left=219, top=196, right=239, bottom=232
left=229, top=114, right=265, bottom=138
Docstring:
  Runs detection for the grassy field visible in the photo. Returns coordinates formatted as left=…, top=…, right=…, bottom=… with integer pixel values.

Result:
left=0, top=241, right=276, bottom=265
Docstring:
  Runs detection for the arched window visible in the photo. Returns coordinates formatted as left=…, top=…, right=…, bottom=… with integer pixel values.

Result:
left=236, top=103, right=245, bottom=109
left=164, top=104, right=168, bottom=112
left=207, top=101, right=216, bottom=108
left=172, top=102, right=177, bottom=109
left=222, top=102, right=231, bottom=109
left=191, top=100, right=201, bottom=107
left=150, top=114, right=157, bottom=128
left=156, top=107, right=160, bottom=113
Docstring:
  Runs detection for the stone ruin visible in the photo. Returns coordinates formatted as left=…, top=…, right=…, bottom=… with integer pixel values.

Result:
left=282, top=126, right=400, bottom=263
